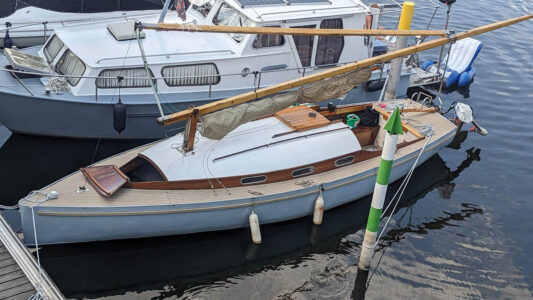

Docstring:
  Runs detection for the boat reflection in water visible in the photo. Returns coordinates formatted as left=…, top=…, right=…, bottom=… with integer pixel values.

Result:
left=37, top=148, right=482, bottom=299
left=0, top=132, right=151, bottom=205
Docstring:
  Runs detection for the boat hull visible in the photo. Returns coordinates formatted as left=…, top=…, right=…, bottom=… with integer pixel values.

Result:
left=20, top=131, right=453, bottom=245
left=0, top=72, right=412, bottom=139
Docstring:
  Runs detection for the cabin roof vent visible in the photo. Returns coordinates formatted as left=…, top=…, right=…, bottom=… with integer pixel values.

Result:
left=107, top=21, right=145, bottom=41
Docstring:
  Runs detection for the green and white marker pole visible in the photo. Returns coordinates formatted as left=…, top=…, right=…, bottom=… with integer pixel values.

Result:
left=358, top=107, right=404, bottom=271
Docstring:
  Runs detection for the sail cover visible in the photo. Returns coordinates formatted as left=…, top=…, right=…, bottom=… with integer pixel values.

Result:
left=199, top=68, right=371, bottom=140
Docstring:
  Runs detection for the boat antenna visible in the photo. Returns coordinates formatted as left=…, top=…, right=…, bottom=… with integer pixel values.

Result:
left=435, top=0, right=456, bottom=74
left=135, top=22, right=165, bottom=118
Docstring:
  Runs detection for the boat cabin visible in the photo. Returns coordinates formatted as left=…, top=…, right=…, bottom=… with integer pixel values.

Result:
left=80, top=102, right=427, bottom=196
left=33, top=0, right=377, bottom=97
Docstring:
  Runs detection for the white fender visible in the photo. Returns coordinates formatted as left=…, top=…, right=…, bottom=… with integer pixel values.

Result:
left=313, top=192, right=325, bottom=225
left=249, top=211, right=262, bottom=244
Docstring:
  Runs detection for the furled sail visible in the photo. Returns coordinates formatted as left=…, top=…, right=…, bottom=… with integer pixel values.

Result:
left=199, top=68, right=371, bottom=140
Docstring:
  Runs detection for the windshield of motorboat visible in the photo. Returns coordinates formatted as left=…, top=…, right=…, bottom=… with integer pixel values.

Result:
left=212, top=2, right=250, bottom=42
left=55, top=49, right=86, bottom=86
left=192, top=0, right=217, bottom=17
left=44, top=35, right=64, bottom=64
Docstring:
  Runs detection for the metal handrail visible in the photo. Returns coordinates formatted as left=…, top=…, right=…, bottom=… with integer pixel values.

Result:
left=256, top=5, right=365, bottom=19
left=95, top=49, right=236, bottom=64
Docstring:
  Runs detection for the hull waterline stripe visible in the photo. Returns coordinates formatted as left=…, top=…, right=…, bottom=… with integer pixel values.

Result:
left=36, top=133, right=454, bottom=217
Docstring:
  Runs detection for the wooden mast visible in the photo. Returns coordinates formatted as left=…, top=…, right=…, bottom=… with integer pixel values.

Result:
left=141, top=23, right=447, bottom=37
left=182, top=107, right=199, bottom=152
left=153, top=14, right=533, bottom=126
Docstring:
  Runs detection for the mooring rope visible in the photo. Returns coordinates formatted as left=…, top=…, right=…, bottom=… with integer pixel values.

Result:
left=18, top=190, right=57, bottom=300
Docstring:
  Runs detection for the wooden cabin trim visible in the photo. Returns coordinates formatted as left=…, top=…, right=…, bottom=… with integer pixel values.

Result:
left=124, top=149, right=376, bottom=190
left=123, top=137, right=420, bottom=191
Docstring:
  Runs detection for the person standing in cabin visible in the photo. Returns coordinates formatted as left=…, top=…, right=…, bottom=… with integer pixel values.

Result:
left=365, top=4, right=380, bottom=30
left=365, top=4, right=395, bottom=52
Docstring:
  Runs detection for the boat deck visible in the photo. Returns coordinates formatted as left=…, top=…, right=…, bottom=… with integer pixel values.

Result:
left=24, top=100, right=456, bottom=208
left=274, top=105, right=331, bottom=131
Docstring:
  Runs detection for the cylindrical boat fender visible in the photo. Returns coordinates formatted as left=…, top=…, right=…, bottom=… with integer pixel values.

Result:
left=421, top=60, right=435, bottom=71
left=249, top=211, right=262, bottom=244
left=4, top=24, right=13, bottom=49
left=313, top=191, right=325, bottom=225
left=113, top=98, right=126, bottom=134
left=458, top=67, right=476, bottom=87
left=365, top=79, right=385, bottom=92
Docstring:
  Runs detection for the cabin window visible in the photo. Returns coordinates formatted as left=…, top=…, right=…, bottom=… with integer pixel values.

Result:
left=253, top=27, right=285, bottom=48
left=315, top=19, right=344, bottom=66
left=241, top=175, right=267, bottom=185
left=162, top=64, right=220, bottom=86
left=44, top=35, right=64, bottom=63
left=292, top=166, right=314, bottom=177
left=213, top=3, right=250, bottom=42
left=292, top=25, right=316, bottom=67
left=192, top=0, right=216, bottom=17
left=56, top=49, right=86, bottom=86
left=97, top=67, right=155, bottom=89
left=335, top=155, right=354, bottom=167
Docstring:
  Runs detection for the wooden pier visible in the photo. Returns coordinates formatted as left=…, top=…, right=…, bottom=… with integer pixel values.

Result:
left=0, top=215, right=64, bottom=300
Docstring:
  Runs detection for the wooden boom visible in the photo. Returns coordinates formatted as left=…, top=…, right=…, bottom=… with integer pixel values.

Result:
left=157, top=14, right=533, bottom=126
left=142, top=23, right=447, bottom=37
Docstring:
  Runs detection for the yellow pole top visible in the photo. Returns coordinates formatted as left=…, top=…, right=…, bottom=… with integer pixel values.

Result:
left=398, top=2, right=415, bottom=30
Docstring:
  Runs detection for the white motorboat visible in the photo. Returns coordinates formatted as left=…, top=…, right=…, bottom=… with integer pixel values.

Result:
left=0, top=0, right=412, bottom=139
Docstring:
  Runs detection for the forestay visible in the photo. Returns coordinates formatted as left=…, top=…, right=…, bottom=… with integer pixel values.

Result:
left=199, top=68, right=371, bottom=139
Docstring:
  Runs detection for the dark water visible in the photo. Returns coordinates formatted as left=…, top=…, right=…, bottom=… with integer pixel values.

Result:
left=1, top=0, right=533, bottom=299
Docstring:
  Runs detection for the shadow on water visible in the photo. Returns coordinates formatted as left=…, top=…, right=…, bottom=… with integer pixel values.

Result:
left=34, top=148, right=482, bottom=299
left=0, top=132, right=152, bottom=205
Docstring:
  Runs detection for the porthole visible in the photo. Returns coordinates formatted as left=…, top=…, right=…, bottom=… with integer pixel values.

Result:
left=241, top=175, right=267, bottom=185
left=292, top=166, right=314, bottom=177
left=335, top=156, right=354, bottom=167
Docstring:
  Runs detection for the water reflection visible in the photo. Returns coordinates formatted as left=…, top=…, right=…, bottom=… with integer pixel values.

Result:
left=0, top=132, right=151, bottom=205
left=35, top=149, right=480, bottom=299
left=351, top=148, right=482, bottom=300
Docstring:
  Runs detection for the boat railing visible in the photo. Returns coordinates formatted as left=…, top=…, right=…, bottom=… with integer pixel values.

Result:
left=95, top=49, right=236, bottom=64
left=255, top=5, right=365, bottom=19
left=1, top=59, right=386, bottom=99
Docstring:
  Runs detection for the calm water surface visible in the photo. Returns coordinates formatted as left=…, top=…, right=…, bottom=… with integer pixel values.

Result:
left=1, top=0, right=532, bottom=299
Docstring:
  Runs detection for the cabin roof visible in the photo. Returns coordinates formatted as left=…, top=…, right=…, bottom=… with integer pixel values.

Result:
left=226, top=0, right=367, bottom=22
left=54, top=14, right=238, bottom=68
left=51, top=0, right=368, bottom=68
left=140, top=116, right=359, bottom=181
